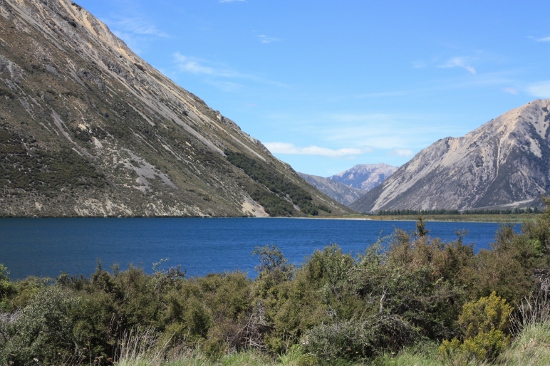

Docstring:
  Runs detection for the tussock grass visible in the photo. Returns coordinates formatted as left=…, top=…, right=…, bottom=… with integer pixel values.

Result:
left=496, top=322, right=550, bottom=366
left=117, top=348, right=274, bottom=366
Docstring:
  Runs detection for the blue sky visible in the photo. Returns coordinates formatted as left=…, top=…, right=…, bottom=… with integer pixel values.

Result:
left=76, top=0, right=550, bottom=177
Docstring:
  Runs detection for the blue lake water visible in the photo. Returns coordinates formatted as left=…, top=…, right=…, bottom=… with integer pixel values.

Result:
left=0, top=218, right=512, bottom=280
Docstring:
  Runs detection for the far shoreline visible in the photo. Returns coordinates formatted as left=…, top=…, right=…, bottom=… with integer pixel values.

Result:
left=0, top=213, right=539, bottom=223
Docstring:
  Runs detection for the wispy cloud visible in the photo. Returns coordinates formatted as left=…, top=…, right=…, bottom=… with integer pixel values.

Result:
left=263, top=112, right=454, bottom=163
left=531, top=36, right=550, bottom=42
left=264, top=142, right=366, bottom=158
left=526, top=81, right=550, bottom=98
left=315, top=112, right=460, bottom=151
left=258, top=35, right=281, bottom=44
left=205, top=80, right=244, bottom=92
left=173, top=52, right=289, bottom=89
left=102, top=16, right=169, bottom=54
left=439, top=56, right=477, bottom=75
left=174, top=54, right=217, bottom=75
left=503, top=87, right=519, bottom=95
left=412, top=60, right=427, bottom=69
left=106, top=17, right=169, bottom=38
left=388, top=149, right=415, bottom=157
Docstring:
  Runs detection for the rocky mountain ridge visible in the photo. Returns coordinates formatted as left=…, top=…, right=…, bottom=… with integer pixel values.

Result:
left=298, top=164, right=397, bottom=206
left=330, top=164, right=397, bottom=191
left=352, top=99, right=550, bottom=212
left=0, top=0, right=352, bottom=217
left=298, top=172, right=367, bottom=206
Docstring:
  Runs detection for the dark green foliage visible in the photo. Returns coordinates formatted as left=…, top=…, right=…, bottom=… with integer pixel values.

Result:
left=304, top=315, right=418, bottom=363
left=250, top=188, right=295, bottom=216
left=226, top=150, right=326, bottom=216
left=0, top=264, right=15, bottom=310
left=253, top=244, right=295, bottom=294
left=0, top=129, right=106, bottom=194
left=1, top=286, right=83, bottom=365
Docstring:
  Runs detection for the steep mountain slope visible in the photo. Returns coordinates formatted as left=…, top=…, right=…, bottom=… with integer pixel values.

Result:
left=330, top=164, right=397, bottom=191
left=352, top=100, right=550, bottom=213
left=0, top=0, right=352, bottom=217
left=298, top=172, right=367, bottom=206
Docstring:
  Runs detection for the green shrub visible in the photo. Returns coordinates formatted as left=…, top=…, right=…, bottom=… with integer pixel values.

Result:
left=1, top=286, right=83, bottom=365
left=0, top=264, right=15, bottom=310
left=6, top=276, right=48, bottom=312
left=460, top=328, right=510, bottom=360
left=439, top=291, right=513, bottom=362
left=303, top=315, right=418, bottom=363
left=459, top=291, right=513, bottom=338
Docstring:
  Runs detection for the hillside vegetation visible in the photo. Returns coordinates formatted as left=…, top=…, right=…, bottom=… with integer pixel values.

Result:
left=0, top=0, right=351, bottom=217
left=1, top=198, right=550, bottom=365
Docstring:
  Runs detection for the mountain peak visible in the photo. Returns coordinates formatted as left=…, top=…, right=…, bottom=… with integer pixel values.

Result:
left=330, top=163, right=398, bottom=190
left=351, top=99, right=550, bottom=212
left=299, top=163, right=397, bottom=206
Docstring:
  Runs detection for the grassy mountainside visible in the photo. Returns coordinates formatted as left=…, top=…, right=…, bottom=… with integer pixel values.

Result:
left=0, top=0, right=352, bottom=217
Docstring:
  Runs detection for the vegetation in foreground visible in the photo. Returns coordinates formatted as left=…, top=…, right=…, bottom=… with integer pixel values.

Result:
left=1, top=198, right=550, bottom=365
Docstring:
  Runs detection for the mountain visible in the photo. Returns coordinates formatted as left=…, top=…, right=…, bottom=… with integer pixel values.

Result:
left=352, top=99, right=550, bottom=213
left=329, top=164, right=398, bottom=191
left=298, top=172, right=367, bottom=206
left=298, top=164, right=397, bottom=206
left=0, top=0, right=352, bottom=217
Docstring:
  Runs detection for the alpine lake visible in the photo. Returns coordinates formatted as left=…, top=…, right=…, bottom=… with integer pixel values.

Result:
left=0, top=217, right=514, bottom=280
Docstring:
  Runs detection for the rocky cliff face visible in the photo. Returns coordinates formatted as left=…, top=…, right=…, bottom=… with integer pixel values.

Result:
left=352, top=100, right=550, bottom=213
left=0, top=0, right=352, bottom=217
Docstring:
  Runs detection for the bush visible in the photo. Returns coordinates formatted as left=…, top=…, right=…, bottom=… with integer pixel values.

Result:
left=303, top=315, right=418, bottom=363
left=0, top=264, right=15, bottom=310
left=1, top=286, right=84, bottom=365
left=439, top=291, right=513, bottom=362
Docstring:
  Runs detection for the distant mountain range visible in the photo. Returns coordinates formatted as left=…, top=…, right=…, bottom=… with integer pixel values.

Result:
left=330, top=164, right=398, bottom=191
left=352, top=99, right=550, bottom=213
left=0, top=0, right=352, bottom=217
left=299, top=164, right=397, bottom=206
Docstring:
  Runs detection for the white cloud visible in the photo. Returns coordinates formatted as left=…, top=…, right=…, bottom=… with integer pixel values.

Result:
left=264, top=142, right=366, bottom=158
left=534, top=36, right=550, bottom=42
left=102, top=16, right=169, bottom=54
left=258, top=35, right=281, bottom=44
left=205, top=80, right=244, bottom=92
left=439, top=57, right=477, bottom=75
left=412, top=60, right=427, bottom=69
left=106, top=17, right=169, bottom=38
left=174, top=54, right=215, bottom=75
left=503, top=87, right=519, bottom=95
left=319, top=112, right=453, bottom=149
left=173, top=53, right=289, bottom=89
left=526, top=81, right=550, bottom=98
left=388, top=149, right=415, bottom=157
